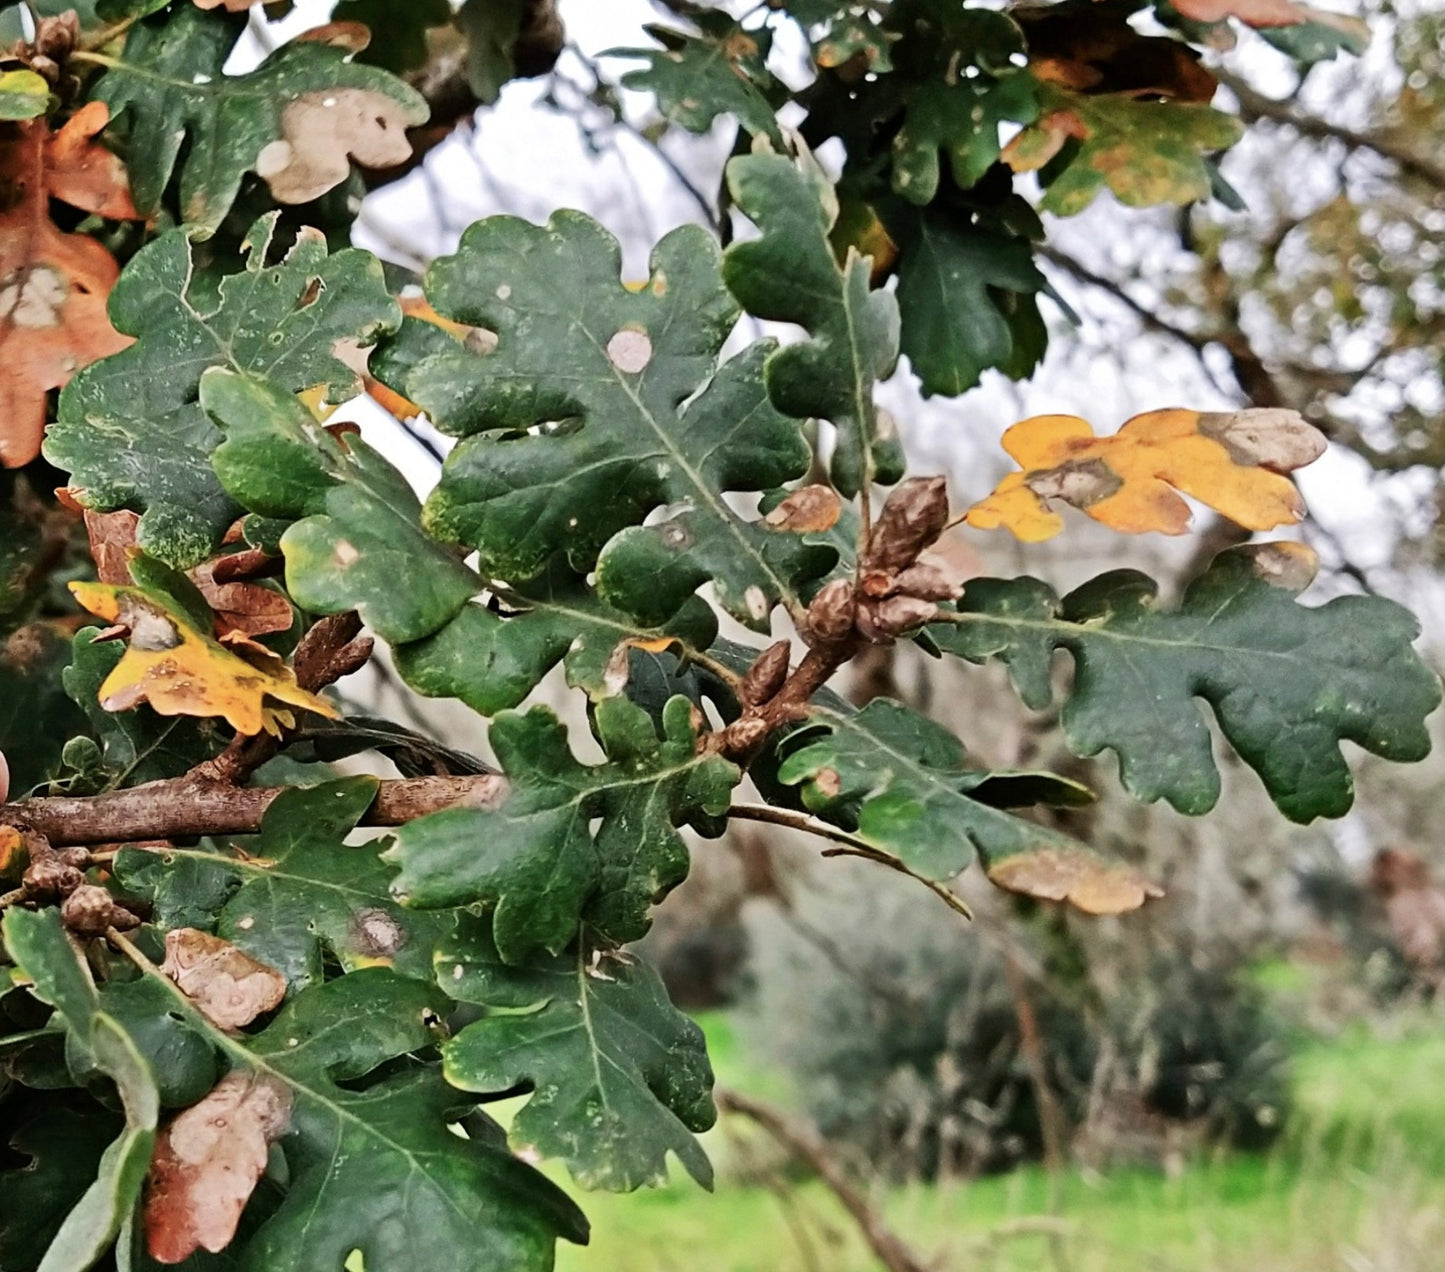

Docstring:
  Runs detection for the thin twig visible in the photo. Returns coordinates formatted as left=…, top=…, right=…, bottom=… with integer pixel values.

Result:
left=715, top=1089, right=935, bottom=1272
left=728, top=802, right=973, bottom=920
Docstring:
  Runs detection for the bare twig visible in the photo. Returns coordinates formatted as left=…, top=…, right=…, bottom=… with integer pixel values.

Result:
left=1218, top=69, right=1445, bottom=192
left=728, top=803, right=973, bottom=920
left=715, top=1089, right=934, bottom=1272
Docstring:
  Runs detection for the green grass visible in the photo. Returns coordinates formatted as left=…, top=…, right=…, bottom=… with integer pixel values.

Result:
left=553, top=1011, right=1445, bottom=1272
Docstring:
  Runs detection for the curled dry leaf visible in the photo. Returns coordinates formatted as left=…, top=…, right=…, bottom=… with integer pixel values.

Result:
left=964, top=408, right=1326, bottom=542
left=986, top=846, right=1164, bottom=916
left=145, top=1071, right=293, bottom=1264
left=0, top=747, right=8, bottom=805
left=160, top=927, right=287, bottom=1030
left=0, top=105, right=143, bottom=467
left=255, top=87, right=416, bottom=205
left=68, top=580, right=335, bottom=737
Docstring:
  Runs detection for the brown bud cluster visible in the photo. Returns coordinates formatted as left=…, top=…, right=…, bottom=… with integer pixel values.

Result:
left=8, top=12, right=80, bottom=89
left=14, top=834, right=144, bottom=936
left=62, top=884, right=142, bottom=938
left=803, top=477, right=966, bottom=648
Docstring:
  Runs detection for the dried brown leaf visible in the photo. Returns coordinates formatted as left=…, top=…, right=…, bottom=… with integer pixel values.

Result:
left=987, top=847, right=1163, bottom=915
left=0, top=117, right=135, bottom=467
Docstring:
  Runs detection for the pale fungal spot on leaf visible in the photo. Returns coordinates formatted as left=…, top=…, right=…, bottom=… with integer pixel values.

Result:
left=333, top=539, right=360, bottom=567
left=236, top=915, right=254, bottom=930
left=606, top=326, right=653, bottom=374
left=144, top=1072, right=293, bottom=1264
left=1026, top=458, right=1123, bottom=508
left=495, top=284, right=511, bottom=300
left=0, top=266, right=66, bottom=328
left=160, top=928, right=286, bottom=1030
left=744, top=586, right=769, bottom=621
left=348, top=906, right=406, bottom=959
left=814, top=767, right=842, bottom=798
left=1240, top=540, right=1320, bottom=592
left=256, top=88, right=416, bottom=205
left=1196, top=408, right=1327, bottom=473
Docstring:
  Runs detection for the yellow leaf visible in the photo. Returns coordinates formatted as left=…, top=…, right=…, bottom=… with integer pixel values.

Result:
left=964, top=407, right=1326, bottom=542
left=69, top=581, right=337, bottom=737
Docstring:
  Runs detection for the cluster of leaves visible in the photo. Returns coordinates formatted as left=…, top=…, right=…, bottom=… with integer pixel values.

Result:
left=0, top=3, right=1437, bottom=1272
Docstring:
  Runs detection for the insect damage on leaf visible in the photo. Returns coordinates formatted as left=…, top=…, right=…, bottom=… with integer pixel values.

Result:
left=160, top=928, right=287, bottom=1030
left=0, top=105, right=143, bottom=468
left=144, top=1072, right=292, bottom=1264
left=964, top=407, right=1327, bottom=541
left=69, top=580, right=336, bottom=737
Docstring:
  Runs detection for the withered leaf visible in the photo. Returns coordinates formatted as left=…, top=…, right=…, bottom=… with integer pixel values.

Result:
left=0, top=108, right=142, bottom=468
left=144, top=1072, right=292, bottom=1264
left=986, top=845, right=1162, bottom=915
left=160, top=928, right=287, bottom=1030
left=964, top=408, right=1326, bottom=541
left=68, top=580, right=335, bottom=737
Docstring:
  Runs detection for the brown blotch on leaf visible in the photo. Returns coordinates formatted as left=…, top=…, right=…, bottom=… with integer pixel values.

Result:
left=160, top=928, right=286, bottom=1030
left=763, top=484, right=842, bottom=534
left=1195, top=408, right=1327, bottom=473
left=144, top=1072, right=292, bottom=1264
left=988, top=848, right=1163, bottom=916
left=255, top=88, right=417, bottom=205
left=1237, top=540, right=1319, bottom=593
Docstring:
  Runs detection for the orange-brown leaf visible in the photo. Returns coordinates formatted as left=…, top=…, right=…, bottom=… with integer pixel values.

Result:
left=145, top=1072, right=292, bottom=1264
left=44, top=102, right=143, bottom=221
left=987, top=846, right=1163, bottom=915
left=160, top=928, right=286, bottom=1030
left=964, top=408, right=1326, bottom=542
left=68, top=580, right=337, bottom=736
left=0, top=110, right=141, bottom=467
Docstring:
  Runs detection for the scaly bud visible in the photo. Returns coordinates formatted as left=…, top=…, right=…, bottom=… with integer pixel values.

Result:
left=861, top=476, right=950, bottom=574
left=804, top=578, right=856, bottom=647
left=741, top=640, right=792, bottom=706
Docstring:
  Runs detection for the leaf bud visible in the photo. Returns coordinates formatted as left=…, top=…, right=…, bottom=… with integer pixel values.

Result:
left=861, top=476, right=950, bottom=574
left=804, top=578, right=856, bottom=647
left=741, top=640, right=792, bottom=707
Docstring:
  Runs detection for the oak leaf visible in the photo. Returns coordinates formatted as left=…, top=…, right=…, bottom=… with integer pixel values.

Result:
left=82, top=508, right=293, bottom=638
left=68, top=580, right=336, bottom=737
left=159, top=928, right=287, bottom=1030
left=964, top=407, right=1326, bottom=541
left=144, top=1072, right=292, bottom=1264
left=0, top=105, right=141, bottom=468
